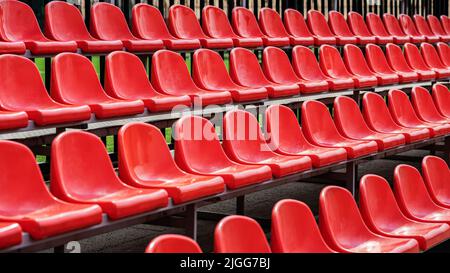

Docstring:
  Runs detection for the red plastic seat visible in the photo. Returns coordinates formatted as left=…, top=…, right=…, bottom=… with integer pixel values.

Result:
left=168, top=5, right=233, bottom=49
left=360, top=174, right=450, bottom=251
left=283, top=9, right=316, bottom=46
left=394, top=164, right=450, bottom=225
left=411, top=86, right=450, bottom=125
left=0, top=222, right=21, bottom=249
left=192, top=49, right=268, bottom=102
left=0, top=55, right=91, bottom=126
left=51, top=131, right=169, bottom=220
left=427, top=15, right=450, bottom=42
left=319, top=186, right=420, bottom=253
left=398, top=14, right=427, bottom=43
left=45, top=1, right=123, bottom=53
left=262, top=46, right=328, bottom=94
left=328, top=11, right=372, bottom=45
left=347, top=12, right=381, bottom=44
left=0, top=140, right=102, bottom=240
left=51, top=53, right=145, bottom=119
left=0, top=1, right=76, bottom=55
left=413, top=15, right=441, bottom=43
left=174, top=116, right=272, bottom=189
left=105, top=51, right=191, bottom=112
left=145, top=234, right=202, bottom=253
left=0, top=110, right=28, bottom=130
left=214, top=215, right=271, bottom=253
left=132, top=3, right=201, bottom=51
left=308, top=10, right=350, bottom=45
left=432, top=84, right=450, bottom=118
left=90, top=2, right=163, bottom=52
left=422, top=156, right=450, bottom=209
left=229, top=48, right=300, bottom=98
left=344, top=44, right=398, bottom=86
left=259, top=8, right=312, bottom=46
left=271, top=199, right=335, bottom=253
left=420, top=42, right=450, bottom=77
left=383, top=14, right=412, bottom=43
left=403, top=43, right=437, bottom=80
left=152, top=50, right=232, bottom=106
left=301, top=100, right=378, bottom=158
left=232, top=7, right=289, bottom=47
left=320, top=45, right=376, bottom=89
left=118, top=122, right=224, bottom=204
left=223, top=110, right=311, bottom=178
left=441, top=15, right=450, bottom=35
left=388, top=89, right=450, bottom=137
left=385, top=43, right=421, bottom=81
left=334, top=96, right=405, bottom=151
left=436, top=42, right=450, bottom=67
left=266, top=105, right=347, bottom=167
left=362, top=92, right=430, bottom=143
left=365, top=13, right=396, bottom=44
left=202, top=5, right=262, bottom=48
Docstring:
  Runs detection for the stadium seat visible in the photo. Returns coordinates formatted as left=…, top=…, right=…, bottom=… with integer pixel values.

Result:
left=152, top=50, right=232, bottom=106
left=328, top=11, right=372, bottom=44
left=51, top=131, right=169, bottom=220
left=427, top=15, right=450, bottom=42
left=105, top=51, right=192, bottom=112
left=385, top=43, right=421, bottom=81
left=118, top=122, right=225, bottom=203
left=214, top=215, right=271, bottom=253
left=145, top=234, right=202, bottom=253
left=402, top=43, right=437, bottom=80
left=271, top=199, right=335, bottom=253
left=0, top=110, right=28, bottom=130
left=90, top=2, right=164, bottom=52
left=388, top=89, right=450, bottom=137
left=359, top=174, right=450, bottom=251
left=229, top=48, right=300, bottom=98
left=283, top=9, right=316, bottom=46
left=320, top=45, right=376, bottom=88
left=232, top=7, right=289, bottom=47
left=398, top=14, right=427, bottom=43
left=0, top=55, right=91, bottom=126
left=413, top=15, right=441, bottom=43
left=262, top=46, right=328, bottom=93
left=0, top=1, right=77, bottom=54
left=411, top=87, right=450, bottom=125
left=422, top=156, right=450, bottom=209
left=174, top=116, right=272, bottom=189
left=259, top=8, right=312, bottom=46
left=382, top=14, right=411, bottom=43
left=308, top=10, right=352, bottom=45
left=347, top=12, right=382, bottom=44
left=202, top=5, right=262, bottom=48
left=420, top=42, right=450, bottom=77
left=168, top=5, right=233, bottom=49
left=394, top=164, right=450, bottom=225
left=45, top=1, right=123, bottom=53
left=319, top=186, right=420, bottom=253
left=51, top=53, right=145, bottom=119
left=432, top=84, right=450, bottom=118
left=344, top=44, right=398, bottom=86
left=436, top=42, right=450, bottom=67
left=362, top=92, right=430, bottom=143
left=0, top=222, right=21, bottom=249
left=222, top=110, right=312, bottom=178
left=192, top=49, right=268, bottom=102
left=266, top=105, right=347, bottom=167
left=334, top=96, right=405, bottom=150
left=132, top=3, right=201, bottom=50
left=0, top=140, right=103, bottom=240
left=441, top=15, right=450, bottom=35
left=301, top=100, right=378, bottom=158
left=365, top=13, right=396, bottom=44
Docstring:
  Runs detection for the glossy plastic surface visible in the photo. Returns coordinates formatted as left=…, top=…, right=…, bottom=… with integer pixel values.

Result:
left=365, top=13, right=396, bottom=43
left=420, top=42, right=450, bottom=78
left=0, top=110, right=28, bottom=130
left=436, top=42, right=450, bottom=67
left=307, top=10, right=345, bottom=45
left=411, top=86, right=450, bottom=125
left=145, top=234, right=202, bottom=253
left=0, top=222, right=21, bottom=249
left=283, top=9, right=315, bottom=45
left=432, top=84, right=450, bottom=118
left=403, top=43, right=437, bottom=80
left=422, top=156, right=450, bottom=209
left=398, top=14, right=427, bottom=43
left=385, top=43, right=421, bottom=81
left=427, top=15, right=450, bottom=42
left=347, top=12, right=380, bottom=44
left=383, top=14, right=411, bottom=43
left=328, top=11, right=367, bottom=44
left=441, top=15, right=450, bottom=34
left=413, top=15, right=441, bottom=42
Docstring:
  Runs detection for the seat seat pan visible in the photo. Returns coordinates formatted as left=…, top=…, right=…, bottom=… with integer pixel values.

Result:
left=317, top=139, right=378, bottom=158
left=425, top=36, right=440, bottom=43
left=262, top=36, right=290, bottom=47
left=326, top=78, right=354, bottom=90
left=142, top=94, right=192, bottom=112
left=228, top=86, right=268, bottom=102
left=77, top=39, right=123, bottom=53
left=299, top=80, right=329, bottom=93
left=199, top=38, right=233, bottom=49
left=357, top=132, right=405, bottom=150
left=432, top=68, right=450, bottom=78
left=396, top=71, right=419, bottom=83
left=393, top=36, right=410, bottom=44
left=313, top=36, right=336, bottom=45
left=387, top=127, right=430, bottom=144
left=188, top=91, right=232, bottom=106
left=210, top=164, right=272, bottom=189
left=0, top=111, right=28, bottom=130
left=232, top=37, right=263, bottom=48
left=386, top=222, right=450, bottom=250
left=416, top=70, right=436, bottom=81
left=353, top=76, right=379, bottom=88
left=335, top=36, right=357, bottom=45
left=375, top=73, right=399, bottom=85
left=289, top=36, right=315, bottom=46
left=163, top=38, right=201, bottom=50
left=375, top=36, right=394, bottom=44
left=88, top=99, right=144, bottom=119
left=356, top=36, right=377, bottom=44
left=27, top=104, right=91, bottom=126
left=25, top=40, right=77, bottom=55
left=265, top=83, right=300, bottom=98
left=278, top=146, right=347, bottom=168
left=439, top=36, right=450, bottom=42
left=0, top=222, right=22, bottom=249
left=122, top=39, right=164, bottom=52
left=409, top=36, right=426, bottom=43
left=344, top=237, right=419, bottom=253
left=255, top=155, right=311, bottom=178
left=0, top=42, right=26, bottom=54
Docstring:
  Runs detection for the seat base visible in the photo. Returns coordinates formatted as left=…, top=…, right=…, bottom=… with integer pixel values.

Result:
left=77, top=39, right=123, bottom=53
left=0, top=223, right=22, bottom=249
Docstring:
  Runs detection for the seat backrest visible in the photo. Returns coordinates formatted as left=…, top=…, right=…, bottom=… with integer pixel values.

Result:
left=413, top=14, right=435, bottom=36
left=365, top=44, right=396, bottom=74
left=399, top=14, right=422, bottom=36
left=145, top=234, right=202, bottom=253
left=385, top=43, right=414, bottom=72
left=262, top=46, right=300, bottom=83
left=271, top=199, right=334, bottom=253
left=214, top=215, right=271, bottom=253
left=432, top=84, right=450, bottom=116
left=231, top=7, right=265, bottom=38
left=132, top=3, right=173, bottom=40
left=343, top=44, right=375, bottom=76
left=283, top=9, right=313, bottom=37
left=319, top=45, right=353, bottom=78
left=307, top=10, right=334, bottom=37
left=90, top=2, right=134, bottom=40
left=202, top=5, right=237, bottom=38
left=422, top=156, right=450, bottom=205
left=441, top=15, right=450, bottom=34
left=168, top=5, right=205, bottom=39
left=436, top=42, right=450, bottom=67
left=259, top=8, right=289, bottom=37
left=229, top=47, right=270, bottom=86
left=403, top=43, right=431, bottom=70
left=421, top=42, right=447, bottom=69
left=192, top=49, right=237, bottom=90
left=105, top=51, right=158, bottom=100
left=45, top=1, right=92, bottom=41
left=292, top=45, right=328, bottom=81
left=388, top=89, right=422, bottom=124
left=51, top=53, right=110, bottom=104
left=0, top=1, right=46, bottom=41
left=411, top=86, right=445, bottom=121
left=427, top=15, right=447, bottom=36
left=383, top=14, right=407, bottom=36
left=366, top=13, right=391, bottom=36
left=362, top=92, right=401, bottom=132
left=328, top=11, right=354, bottom=36
left=334, top=96, right=372, bottom=138
left=347, top=11, right=373, bottom=37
